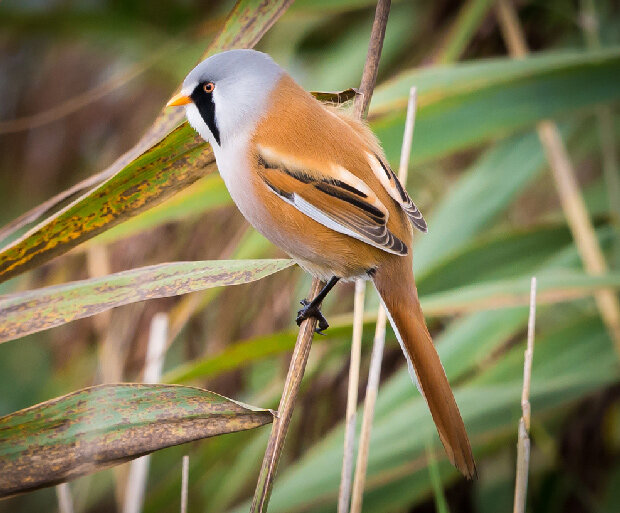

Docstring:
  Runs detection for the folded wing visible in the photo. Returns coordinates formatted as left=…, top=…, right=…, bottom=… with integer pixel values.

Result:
left=256, top=145, right=408, bottom=256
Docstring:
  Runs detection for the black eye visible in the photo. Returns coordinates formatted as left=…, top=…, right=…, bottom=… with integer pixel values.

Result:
left=203, top=82, right=215, bottom=93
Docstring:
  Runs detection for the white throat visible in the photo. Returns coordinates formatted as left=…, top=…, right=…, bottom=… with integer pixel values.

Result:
left=185, top=102, right=216, bottom=146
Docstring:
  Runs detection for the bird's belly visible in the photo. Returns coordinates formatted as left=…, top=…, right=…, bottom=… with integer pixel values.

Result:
left=214, top=145, right=379, bottom=280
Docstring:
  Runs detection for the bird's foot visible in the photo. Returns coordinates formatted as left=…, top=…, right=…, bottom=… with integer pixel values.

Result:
left=296, top=299, right=329, bottom=335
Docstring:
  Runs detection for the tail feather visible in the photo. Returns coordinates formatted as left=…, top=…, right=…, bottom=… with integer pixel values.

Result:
left=373, top=257, right=476, bottom=479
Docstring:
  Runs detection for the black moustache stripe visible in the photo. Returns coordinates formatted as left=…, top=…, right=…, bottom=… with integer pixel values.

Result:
left=191, top=84, right=221, bottom=146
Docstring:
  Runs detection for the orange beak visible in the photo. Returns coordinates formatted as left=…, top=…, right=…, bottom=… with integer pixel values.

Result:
left=166, top=93, right=192, bottom=107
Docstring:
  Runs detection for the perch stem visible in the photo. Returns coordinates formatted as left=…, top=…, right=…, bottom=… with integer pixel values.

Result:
left=513, top=277, right=537, bottom=513
left=336, top=1, right=392, bottom=510
left=250, top=279, right=324, bottom=512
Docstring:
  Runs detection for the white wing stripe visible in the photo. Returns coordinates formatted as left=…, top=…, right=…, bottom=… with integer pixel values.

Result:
left=263, top=183, right=405, bottom=256
left=293, top=195, right=405, bottom=255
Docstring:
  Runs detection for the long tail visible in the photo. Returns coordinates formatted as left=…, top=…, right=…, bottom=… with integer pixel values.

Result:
left=372, top=256, right=476, bottom=479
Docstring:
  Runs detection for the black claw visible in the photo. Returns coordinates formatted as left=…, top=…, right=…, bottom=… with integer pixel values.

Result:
left=296, top=300, right=330, bottom=334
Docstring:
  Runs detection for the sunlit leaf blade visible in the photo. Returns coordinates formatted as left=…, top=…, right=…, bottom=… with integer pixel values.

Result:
left=0, top=0, right=294, bottom=283
left=0, top=259, right=294, bottom=343
left=372, top=48, right=620, bottom=163
left=209, top=0, right=293, bottom=58
left=0, top=123, right=211, bottom=284
left=0, top=384, right=273, bottom=497
left=87, top=175, right=231, bottom=245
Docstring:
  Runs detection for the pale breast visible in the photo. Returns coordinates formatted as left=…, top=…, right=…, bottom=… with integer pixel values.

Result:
left=214, top=133, right=326, bottom=267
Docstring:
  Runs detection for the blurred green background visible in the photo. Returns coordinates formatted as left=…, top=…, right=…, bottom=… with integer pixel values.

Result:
left=0, top=0, right=619, bottom=512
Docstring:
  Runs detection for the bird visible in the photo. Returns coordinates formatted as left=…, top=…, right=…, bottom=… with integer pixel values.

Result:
left=167, top=49, right=476, bottom=478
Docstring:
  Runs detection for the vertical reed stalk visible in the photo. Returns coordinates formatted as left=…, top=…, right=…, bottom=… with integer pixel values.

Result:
left=338, top=279, right=366, bottom=513
left=123, top=313, right=169, bottom=513
left=350, top=306, right=387, bottom=513
left=250, top=279, right=324, bottom=512
left=56, top=483, right=74, bottom=513
left=180, top=455, right=189, bottom=513
left=336, top=1, right=394, bottom=510
left=513, top=277, right=537, bottom=513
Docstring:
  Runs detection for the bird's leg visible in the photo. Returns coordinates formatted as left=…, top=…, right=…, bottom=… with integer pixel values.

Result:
left=296, top=276, right=340, bottom=334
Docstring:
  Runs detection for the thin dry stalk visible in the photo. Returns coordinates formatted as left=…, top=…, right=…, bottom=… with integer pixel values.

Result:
left=180, top=455, right=189, bottom=513
left=251, top=3, right=391, bottom=511
left=336, top=1, right=392, bottom=510
left=398, top=88, right=417, bottom=184
left=353, top=0, right=392, bottom=119
left=338, top=279, right=366, bottom=513
left=350, top=87, right=417, bottom=513
left=513, top=277, right=537, bottom=513
left=250, top=279, right=324, bottom=512
left=123, top=313, right=169, bottom=513
left=350, top=306, right=387, bottom=513
left=56, top=483, right=74, bottom=513
left=496, top=0, right=620, bottom=355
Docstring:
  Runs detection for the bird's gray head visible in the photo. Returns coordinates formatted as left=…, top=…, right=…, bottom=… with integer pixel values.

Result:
left=168, top=50, right=284, bottom=148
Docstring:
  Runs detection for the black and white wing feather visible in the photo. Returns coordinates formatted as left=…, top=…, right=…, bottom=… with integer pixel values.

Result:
left=256, top=145, right=408, bottom=256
